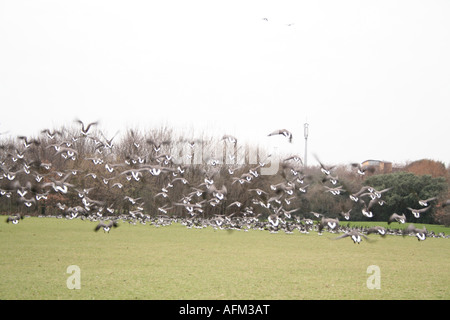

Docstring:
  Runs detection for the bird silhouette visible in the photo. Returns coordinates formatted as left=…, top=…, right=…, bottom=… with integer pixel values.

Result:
left=94, top=220, right=119, bottom=233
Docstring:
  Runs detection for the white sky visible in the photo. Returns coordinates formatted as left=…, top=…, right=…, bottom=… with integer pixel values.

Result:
left=0, top=0, right=449, bottom=166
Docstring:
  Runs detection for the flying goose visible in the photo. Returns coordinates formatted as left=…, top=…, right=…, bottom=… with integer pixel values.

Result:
left=318, top=217, right=339, bottom=234
left=94, top=220, right=119, bottom=233
left=19, top=196, right=36, bottom=207
left=388, top=213, right=406, bottom=225
left=42, top=172, right=74, bottom=194
left=222, top=134, right=237, bottom=144
left=366, top=226, right=387, bottom=237
left=324, top=185, right=345, bottom=196
left=372, top=187, right=391, bottom=199
left=418, top=197, right=437, bottom=207
left=54, top=147, right=79, bottom=160
left=268, top=129, right=293, bottom=143
left=100, top=130, right=119, bottom=149
left=334, top=229, right=371, bottom=244
left=311, top=211, right=323, bottom=219
left=227, top=201, right=242, bottom=208
left=41, top=129, right=62, bottom=140
left=146, top=137, right=171, bottom=153
left=359, top=195, right=385, bottom=218
left=124, top=196, right=142, bottom=205
left=268, top=212, right=281, bottom=227
left=17, top=135, right=41, bottom=149
left=213, top=215, right=226, bottom=228
left=208, top=185, right=227, bottom=201
left=314, top=155, right=335, bottom=176
left=281, top=208, right=298, bottom=219
left=322, top=174, right=339, bottom=185
left=248, top=188, right=268, bottom=197
left=1, top=168, right=24, bottom=181
left=75, top=119, right=98, bottom=136
left=283, top=155, right=303, bottom=164
left=349, top=186, right=372, bottom=202
left=120, top=169, right=142, bottom=181
left=157, top=204, right=173, bottom=214
left=407, top=206, right=431, bottom=218
left=339, top=209, right=351, bottom=220
left=171, top=177, right=189, bottom=185
left=6, top=213, right=23, bottom=224
left=351, top=163, right=376, bottom=176
left=402, top=224, right=427, bottom=241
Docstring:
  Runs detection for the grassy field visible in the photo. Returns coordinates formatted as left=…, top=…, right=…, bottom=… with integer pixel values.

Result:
left=0, top=217, right=449, bottom=300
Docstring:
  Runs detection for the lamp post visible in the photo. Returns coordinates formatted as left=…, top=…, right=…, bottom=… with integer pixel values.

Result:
left=304, top=122, right=309, bottom=167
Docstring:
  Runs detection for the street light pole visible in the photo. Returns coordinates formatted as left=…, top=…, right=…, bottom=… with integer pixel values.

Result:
left=304, top=122, right=309, bottom=167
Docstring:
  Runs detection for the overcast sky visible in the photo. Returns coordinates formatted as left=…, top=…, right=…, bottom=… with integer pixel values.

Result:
left=1, top=0, right=449, bottom=166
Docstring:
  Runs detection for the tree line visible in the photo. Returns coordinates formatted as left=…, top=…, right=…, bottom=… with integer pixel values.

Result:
left=0, top=122, right=448, bottom=225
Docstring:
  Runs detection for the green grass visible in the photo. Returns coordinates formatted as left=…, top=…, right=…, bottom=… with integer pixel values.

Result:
left=0, top=217, right=449, bottom=300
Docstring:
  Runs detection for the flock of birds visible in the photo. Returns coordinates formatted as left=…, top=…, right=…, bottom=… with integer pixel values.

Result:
left=1, top=121, right=449, bottom=244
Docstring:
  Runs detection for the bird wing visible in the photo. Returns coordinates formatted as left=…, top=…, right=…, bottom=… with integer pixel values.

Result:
left=333, top=233, right=351, bottom=240
left=94, top=222, right=105, bottom=231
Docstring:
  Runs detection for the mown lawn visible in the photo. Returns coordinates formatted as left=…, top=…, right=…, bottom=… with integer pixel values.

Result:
left=0, top=217, right=449, bottom=300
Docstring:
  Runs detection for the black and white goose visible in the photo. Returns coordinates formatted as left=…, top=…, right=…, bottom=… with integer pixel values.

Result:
left=418, top=196, right=437, bottom=207
left=318, top=217, right=339, bottom=234
left=366, top=226, right=387, bottom=237
left=349, top=186, right=371, bottom=202
left=267, top=209, right=283, bottom=228
left=17, top=135, right=41, bottom=149
left=268, top=129, right=293, bottom=143
left=41, top=129, right=62, bottom=140
left=324, top=185, right=345, bottom=196
left=351, top=163, right=376, bottom=176
left=334, top=229, right=370, bottom=244
left=359, top=199, right=374, bottom=218
left=42, top=172, right=74, bottom=194
left=407, top=206, right=431, bottom=218
left=388, top=213, right=406, bottom=225
left=6, top=213, right=23, bottom=224
left=213, top=215, right=226, bottom=229
left=94, top=220, right=119, bottom=233
left=208, top=185, right=227, bottom=201
left=402, top=224, right=427, bottom=241
left=339, top=209, right=351, bottom=221
left=314, top=155, right=335, bottom=176
left=75, top=119, right=98, bottom=137
left=222, top=134, right=237, bottom=144
left=146, top=137, right=171, bottom=153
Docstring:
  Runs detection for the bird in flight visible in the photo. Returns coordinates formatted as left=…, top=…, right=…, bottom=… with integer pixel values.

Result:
left=334, top=229, right=371, bottom=244
left=388, top=213, right=406, bottom=225
left=406, top=206, right=431, bottom=218
left=75, top=119, right=98, bottom=136
left=94, top=220, right=119, bottom=233
left=268, top=129, right=293, bottom=143
left=418, top=197, right=437, bottom=207
left=402, top=224, right=427, bottom=241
